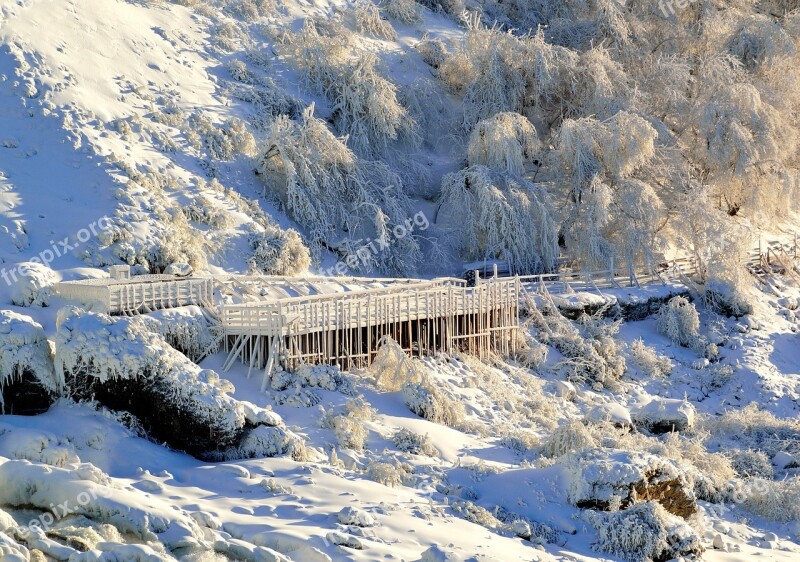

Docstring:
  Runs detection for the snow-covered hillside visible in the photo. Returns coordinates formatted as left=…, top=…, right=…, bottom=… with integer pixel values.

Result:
left=1, top=0, right=800, bottom=561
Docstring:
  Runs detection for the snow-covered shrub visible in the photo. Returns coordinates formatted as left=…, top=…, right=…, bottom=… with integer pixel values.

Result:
left=256, top=106, right=420, bottom=274
left=416, top=0, right=465, bottom=17
left=271, top=364, right=354, bottom=395
left=247, top=227, right=310, bottom=275
left=321, top=398, right=375, bottom=451
left=449, top=500, right=502, bottom=530
left=438, top=21, right=527, bottom=129
left=529, top=300, right=626, bottom=389
left=365, top=459, right=412, bottom=487
left=370, top=336, right=425, bottom=391
left=585, top=502, right=703, bottom=562
left=467, top=112, right=540, bottom=176
left=415, top=35, right=448, bottom=68
left=438, top=166, right=558, bottom=274
left=286, top=22, right=417, bottom=157
left=655, top=297, right=700, bottom=348
left=189, top=115, right=257, bottom=161
left=740, top=477, right=800, bottom=521
left=541, top=421, right=596, bottom=458
left=392, top=428, right=437, bottom=456
left=228, top=0, right=275, bottom=20
left=630, top=338, right=672, bottom=378
left=402, top=381, right=464, bottom=427
left=183, top=194, right=234, bottom=229
left=501, top=431, right=540, bottom=457
left=0, top=311, right=57, bottom=414
left=703, top=276, right=753, bottom=318
left=8, top=262, right=57, bottom=306
left=383, top=0, right=422, bottom=24
left=147, top=306, right=219, bottom=363
left=730, top=450, right=774, bottom=479
left=228, top=425, right=308, bottom=461
left=355, top=1, right=397, bottom=40
left=701, top=403, right=800, bottom=458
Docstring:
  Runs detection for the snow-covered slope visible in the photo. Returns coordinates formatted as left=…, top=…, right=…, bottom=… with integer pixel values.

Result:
left=2, top=0, right=800, bottom=561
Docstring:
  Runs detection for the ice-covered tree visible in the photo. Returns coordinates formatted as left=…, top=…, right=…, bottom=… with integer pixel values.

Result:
left=256, top=105, right=421, bottom=275
left=553, top=111, right=663, bottom=271
left=286, top=20, right=418, bottom=158
left=467, top=112, right=541, bottom=175
left=437, top=166, right=559, bottom=274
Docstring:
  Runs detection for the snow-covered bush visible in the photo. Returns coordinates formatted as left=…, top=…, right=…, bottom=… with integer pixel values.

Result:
left=256, top=106, right=421, bottom=274
left=247, top=227, right=310, bottom=276
left=365, top=459, right=412, bottom=487
left=392, top=428, right=437, bottom=456
left=438, top=166, right=558, bottom=274
left=655, top=297, right=700, bottom=348
left=147, top=306, right=219, bottom=363
left=228, top=425, right=308, bottom=461
left=415, top=35, right=448, bottom=68
left=271, top=364, right=354, bottom=395
left=321, top=398, right=375, bottom=451
left=8, top=262, right=57, bottom=307
left=286, top=22, right=417, bottom=157
left=585, top=502, right=702, bottom=562
left=467, top=112, right=540, bottom=176
left=355, top=1, right=397, bottom=40
left=438, top=21, right=527, bottom=130
left=730, top=450, right=774, bottom=479
left=402, top=381, right=464, bottom=428
left=740, top=477, right=800, bottom=521
left=703, top=275, right=753, bottom=318
left=529, top=300, right=626, bottom=389
left=416, top=0, right=464, bottom=17
left=630, top=338, right=672, bottom=378
left=701, top=403, right=800, bottom=458
left=383, top=0, right=422, bottom=24
left=370, top=336, right=425, bottom=391
left=541, top=421, right=596, bottom=458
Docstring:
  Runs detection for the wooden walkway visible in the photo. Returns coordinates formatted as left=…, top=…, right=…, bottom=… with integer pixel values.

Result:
left=220, top=277, right=520, bottom=389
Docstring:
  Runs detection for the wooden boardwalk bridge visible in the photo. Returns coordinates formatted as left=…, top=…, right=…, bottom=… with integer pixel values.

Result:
left=219, top=277, right=520, bottom=388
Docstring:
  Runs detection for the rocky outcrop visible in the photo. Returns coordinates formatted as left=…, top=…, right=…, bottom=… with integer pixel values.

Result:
left=53, top=307, right=296, bottom=460
left=565, top=449, right=697, bottom=518
left=0, top=310, right=58, bottom=415
left=633, top=398, right=696, bottom=434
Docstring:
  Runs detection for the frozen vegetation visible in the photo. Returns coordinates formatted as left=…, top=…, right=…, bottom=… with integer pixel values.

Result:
left=0, top=0, right=800, bottom=561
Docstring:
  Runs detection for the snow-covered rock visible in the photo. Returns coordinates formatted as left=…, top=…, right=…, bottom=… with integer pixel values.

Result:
left=585, top=402, right=632, bottom=426
left=53, top=308, right=294, bottom=459
left=7, top=262, right=58, bottom=307
left=325, top=531, right=363, bottom=550
left=0, top=310, right=57, bottom=415
left=163, top=262, right=192, bottom=276
left=633, top=398, right=696, bottom=434
left=564, top=449, right=697, bottom=518
left=337, top=506, right=375, bottom=527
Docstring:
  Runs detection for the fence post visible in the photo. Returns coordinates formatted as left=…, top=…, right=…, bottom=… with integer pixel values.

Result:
left=493, top=263, right=498, bottom=279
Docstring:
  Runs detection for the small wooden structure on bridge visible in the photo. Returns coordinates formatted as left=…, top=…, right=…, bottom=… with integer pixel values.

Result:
left=219, top=277, right=521, bottom=387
